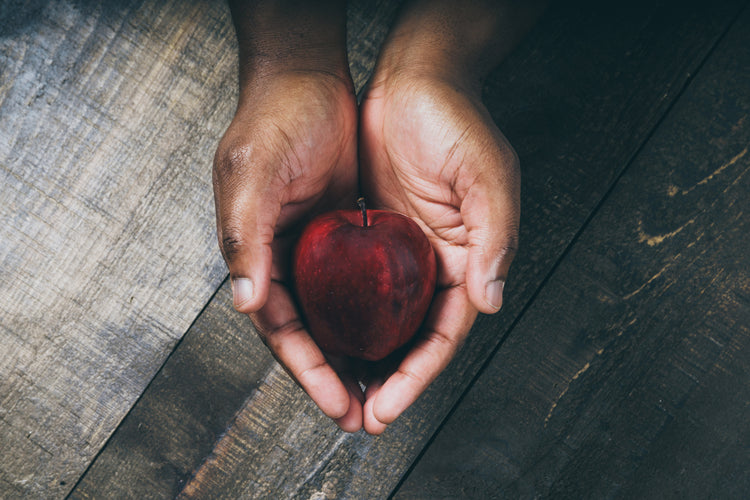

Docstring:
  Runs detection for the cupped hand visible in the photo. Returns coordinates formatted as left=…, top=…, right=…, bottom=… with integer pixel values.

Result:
left=358, top=70, right=521, bottom=434
left=213, top=70, right=364, bottom=430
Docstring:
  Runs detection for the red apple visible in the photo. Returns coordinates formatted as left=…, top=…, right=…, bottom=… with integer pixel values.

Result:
left=292, top=199, right=437, bottom=361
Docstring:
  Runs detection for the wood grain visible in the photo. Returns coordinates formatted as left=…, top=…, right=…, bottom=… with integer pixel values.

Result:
left=0, top=1, right=236, bottom=497
left=395, top=4, right=750, bottom=499
left=67, top=283, right=277, bottom=499
left=72, top=1, right=745, bottom=499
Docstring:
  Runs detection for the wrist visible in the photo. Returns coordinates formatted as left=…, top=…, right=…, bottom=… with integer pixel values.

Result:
left=371, top=0, right=546, bottom=94
left=373, top=36, right=482, bottom=98
left=229, top=0, right=351, bottom=89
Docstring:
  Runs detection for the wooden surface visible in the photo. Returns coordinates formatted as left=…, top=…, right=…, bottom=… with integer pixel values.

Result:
left=1, top=0, right=748, bottom=498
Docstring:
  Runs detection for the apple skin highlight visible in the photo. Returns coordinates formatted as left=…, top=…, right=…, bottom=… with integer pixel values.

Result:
left=293, top=204, right=437, bottom=361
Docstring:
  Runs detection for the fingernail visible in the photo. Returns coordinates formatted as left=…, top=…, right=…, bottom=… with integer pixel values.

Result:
left=485, top=279, right=505, bottom=311
left=231, top=278, right=254, bottom=309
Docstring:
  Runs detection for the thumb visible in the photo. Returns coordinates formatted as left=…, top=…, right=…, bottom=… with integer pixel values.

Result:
left=463, top=175, right=520, bottom=314
left=213, top=149, right=280, bottom=314
left=220, top=216, right=275, bottom=314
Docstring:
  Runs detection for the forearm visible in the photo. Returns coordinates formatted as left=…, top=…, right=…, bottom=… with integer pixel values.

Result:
left=228, top=0, right=350, bottom=89
left=377, top=0, right=547, bottom=91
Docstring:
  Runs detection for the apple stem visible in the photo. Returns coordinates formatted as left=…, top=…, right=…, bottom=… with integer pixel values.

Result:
left=357, top=197, right=368, bottom=227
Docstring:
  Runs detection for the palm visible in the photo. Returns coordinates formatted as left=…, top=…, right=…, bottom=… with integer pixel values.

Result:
left=263, top=77, right=358, bottom=283
left=358, top=75, right=520, bottom=433
left=361, top=78, right=505, bottom=289
left=217, top=72, right=358, bottom=284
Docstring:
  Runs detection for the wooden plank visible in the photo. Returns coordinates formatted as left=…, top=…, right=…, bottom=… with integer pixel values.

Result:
left=69, top=283, right=275, bottom=499
left=68, top=1, right=746, bottom=498
left=394, top=4, right=750, bottom=499
left=0, top=1, right=237, bottom=497
left=68, top=1, right=405, bottom=498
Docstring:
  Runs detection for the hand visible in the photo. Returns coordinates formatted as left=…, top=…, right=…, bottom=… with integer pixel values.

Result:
left=213, top=69, right=364, bottom=429
left=351, top=0, right=545, bottom=435
left=358, top=64, right=521, bottom=435
left=214, top=0, right=375, bottom=432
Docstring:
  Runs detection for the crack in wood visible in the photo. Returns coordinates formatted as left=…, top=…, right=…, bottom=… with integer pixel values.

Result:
left=668, top=146, right=748, bottom=197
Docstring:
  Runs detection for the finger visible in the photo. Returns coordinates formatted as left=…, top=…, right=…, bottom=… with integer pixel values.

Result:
left=367, top=286, right=477, bottom=432
left=363, top=377, right=387, bottom=435
left=213, top=143, right=280, bottom=314
left=462, top=151, right=520, bottom=313
left=328, top=356, right=365, bottom=432
left=334, top=377, right=365, bottom=433
left=251, top=281, right=350, bottom=420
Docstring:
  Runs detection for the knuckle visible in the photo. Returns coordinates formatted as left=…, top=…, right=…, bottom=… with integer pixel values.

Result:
left=491, top=141, right=520, bottom=188
left=214, top=140, right=253, bottom=182
left=294, top=358, right=328, bottom=386
left=424, top=329, right=461, bottom=359
left=497, top=235, right=520, bottom=262
left=398, top=365, right=429, bottom=388
left=480, top=232, right=519, bottom=272
left=502, top=230, right=520, bottom=252
left=262, top=318, right=305, bottom=343
left=220, top=225, right=248, bottom=259
left=505, top=143, right=520, bottom=171
left=501, top=149, right=521, bottom=189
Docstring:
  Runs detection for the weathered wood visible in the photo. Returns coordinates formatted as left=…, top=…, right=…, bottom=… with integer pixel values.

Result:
left=346, top=0, right=404, bottom=94
left=67, top=283, right=275, bottom=499
left=395, top=5, right=750, bottom=499
left=0, top=1, right=236, bottom=497
left=68, top=1, right=746, bottom=499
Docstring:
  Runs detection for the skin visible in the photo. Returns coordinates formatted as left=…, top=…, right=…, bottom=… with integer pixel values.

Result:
left=214, top=0, right=546, bottom=434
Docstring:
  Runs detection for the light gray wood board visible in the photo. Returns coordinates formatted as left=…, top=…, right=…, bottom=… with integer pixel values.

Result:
left=395, top=4, right=750, bottom=498
left=346, top=0, right=404, bottom=94
left=0, top=1, right=235, bottom=497
left=172, top=2, right=746, bottom=498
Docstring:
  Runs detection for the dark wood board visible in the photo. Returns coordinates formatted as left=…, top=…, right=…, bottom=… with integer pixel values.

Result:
left=395, top=5, right=750, bottom=499
left=70, top=1, right=747, bottom=498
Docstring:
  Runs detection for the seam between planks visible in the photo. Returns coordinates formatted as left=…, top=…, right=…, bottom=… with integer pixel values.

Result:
left=64, top=273, right=230, bottom=499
